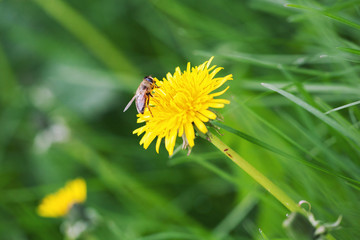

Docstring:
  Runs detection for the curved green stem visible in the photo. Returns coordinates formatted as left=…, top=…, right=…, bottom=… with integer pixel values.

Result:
left=200, top=131, right=338, bottom=240
left=205, top=131, right=302, bottom=213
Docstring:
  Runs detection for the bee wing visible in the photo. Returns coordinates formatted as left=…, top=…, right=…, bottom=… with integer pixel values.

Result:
left=135, top=94, right=146, bottom=114
left=123, top=95, right=137, bottom=112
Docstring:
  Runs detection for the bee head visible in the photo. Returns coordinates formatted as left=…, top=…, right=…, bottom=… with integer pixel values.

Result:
left=144, top=76, right=154, bottom=84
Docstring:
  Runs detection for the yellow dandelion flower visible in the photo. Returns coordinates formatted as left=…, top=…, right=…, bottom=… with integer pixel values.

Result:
left=37, top=178, right=87, bottom=218
left=133, top=57, right=232, bottom=156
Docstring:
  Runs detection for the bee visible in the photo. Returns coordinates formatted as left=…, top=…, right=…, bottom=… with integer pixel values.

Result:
left=123, top=76, right=156, bottom=115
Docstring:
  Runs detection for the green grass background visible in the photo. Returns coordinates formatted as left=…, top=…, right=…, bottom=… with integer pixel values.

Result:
left=1, top=0, right=360, bottom=239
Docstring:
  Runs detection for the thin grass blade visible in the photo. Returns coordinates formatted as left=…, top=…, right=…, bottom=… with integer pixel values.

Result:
left=325, top=100, right=360, bottom=114
left=337, top=47, right=360, bottom=56
left=285, top=3, right=360, bottom=31
left=261, top=83, right=360, bottom=146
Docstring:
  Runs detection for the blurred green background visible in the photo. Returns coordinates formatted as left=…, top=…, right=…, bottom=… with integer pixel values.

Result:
left=1, top=0, right=360, bottom=239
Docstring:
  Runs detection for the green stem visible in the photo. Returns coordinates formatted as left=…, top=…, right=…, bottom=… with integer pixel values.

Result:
left=201, top=131, right=337, bottom=240
left=205, top=131, right=302, bottom=213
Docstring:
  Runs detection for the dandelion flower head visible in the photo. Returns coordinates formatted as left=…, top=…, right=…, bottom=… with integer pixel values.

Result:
left=37, top=178, right=87, bottom=218
left=133, top=57, right=232, bottom=156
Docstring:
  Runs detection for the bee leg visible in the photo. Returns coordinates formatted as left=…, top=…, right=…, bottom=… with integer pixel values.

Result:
left=146, top=94, right=153, bottom=117
left=147, top=105, right=153, bottom=117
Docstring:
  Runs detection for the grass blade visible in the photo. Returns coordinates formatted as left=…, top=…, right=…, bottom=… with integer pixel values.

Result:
left=261, top=83, right=360, bottom=146
left=285, top=3, right=360, bottom=31
left=212, top=120, right=360, bottom=186
left=337, top=47, right=360, bottom=56
left=212, top=121, right=297, bottom=160
left=213, top=51, right=360, bottom=77
left=325, top=100, right=360, bottom=114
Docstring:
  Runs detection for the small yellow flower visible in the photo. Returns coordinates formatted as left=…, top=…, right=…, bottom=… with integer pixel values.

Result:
left=37, top=178, right=86, bottom=218
left=133, top=57, right=232, bottom=156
